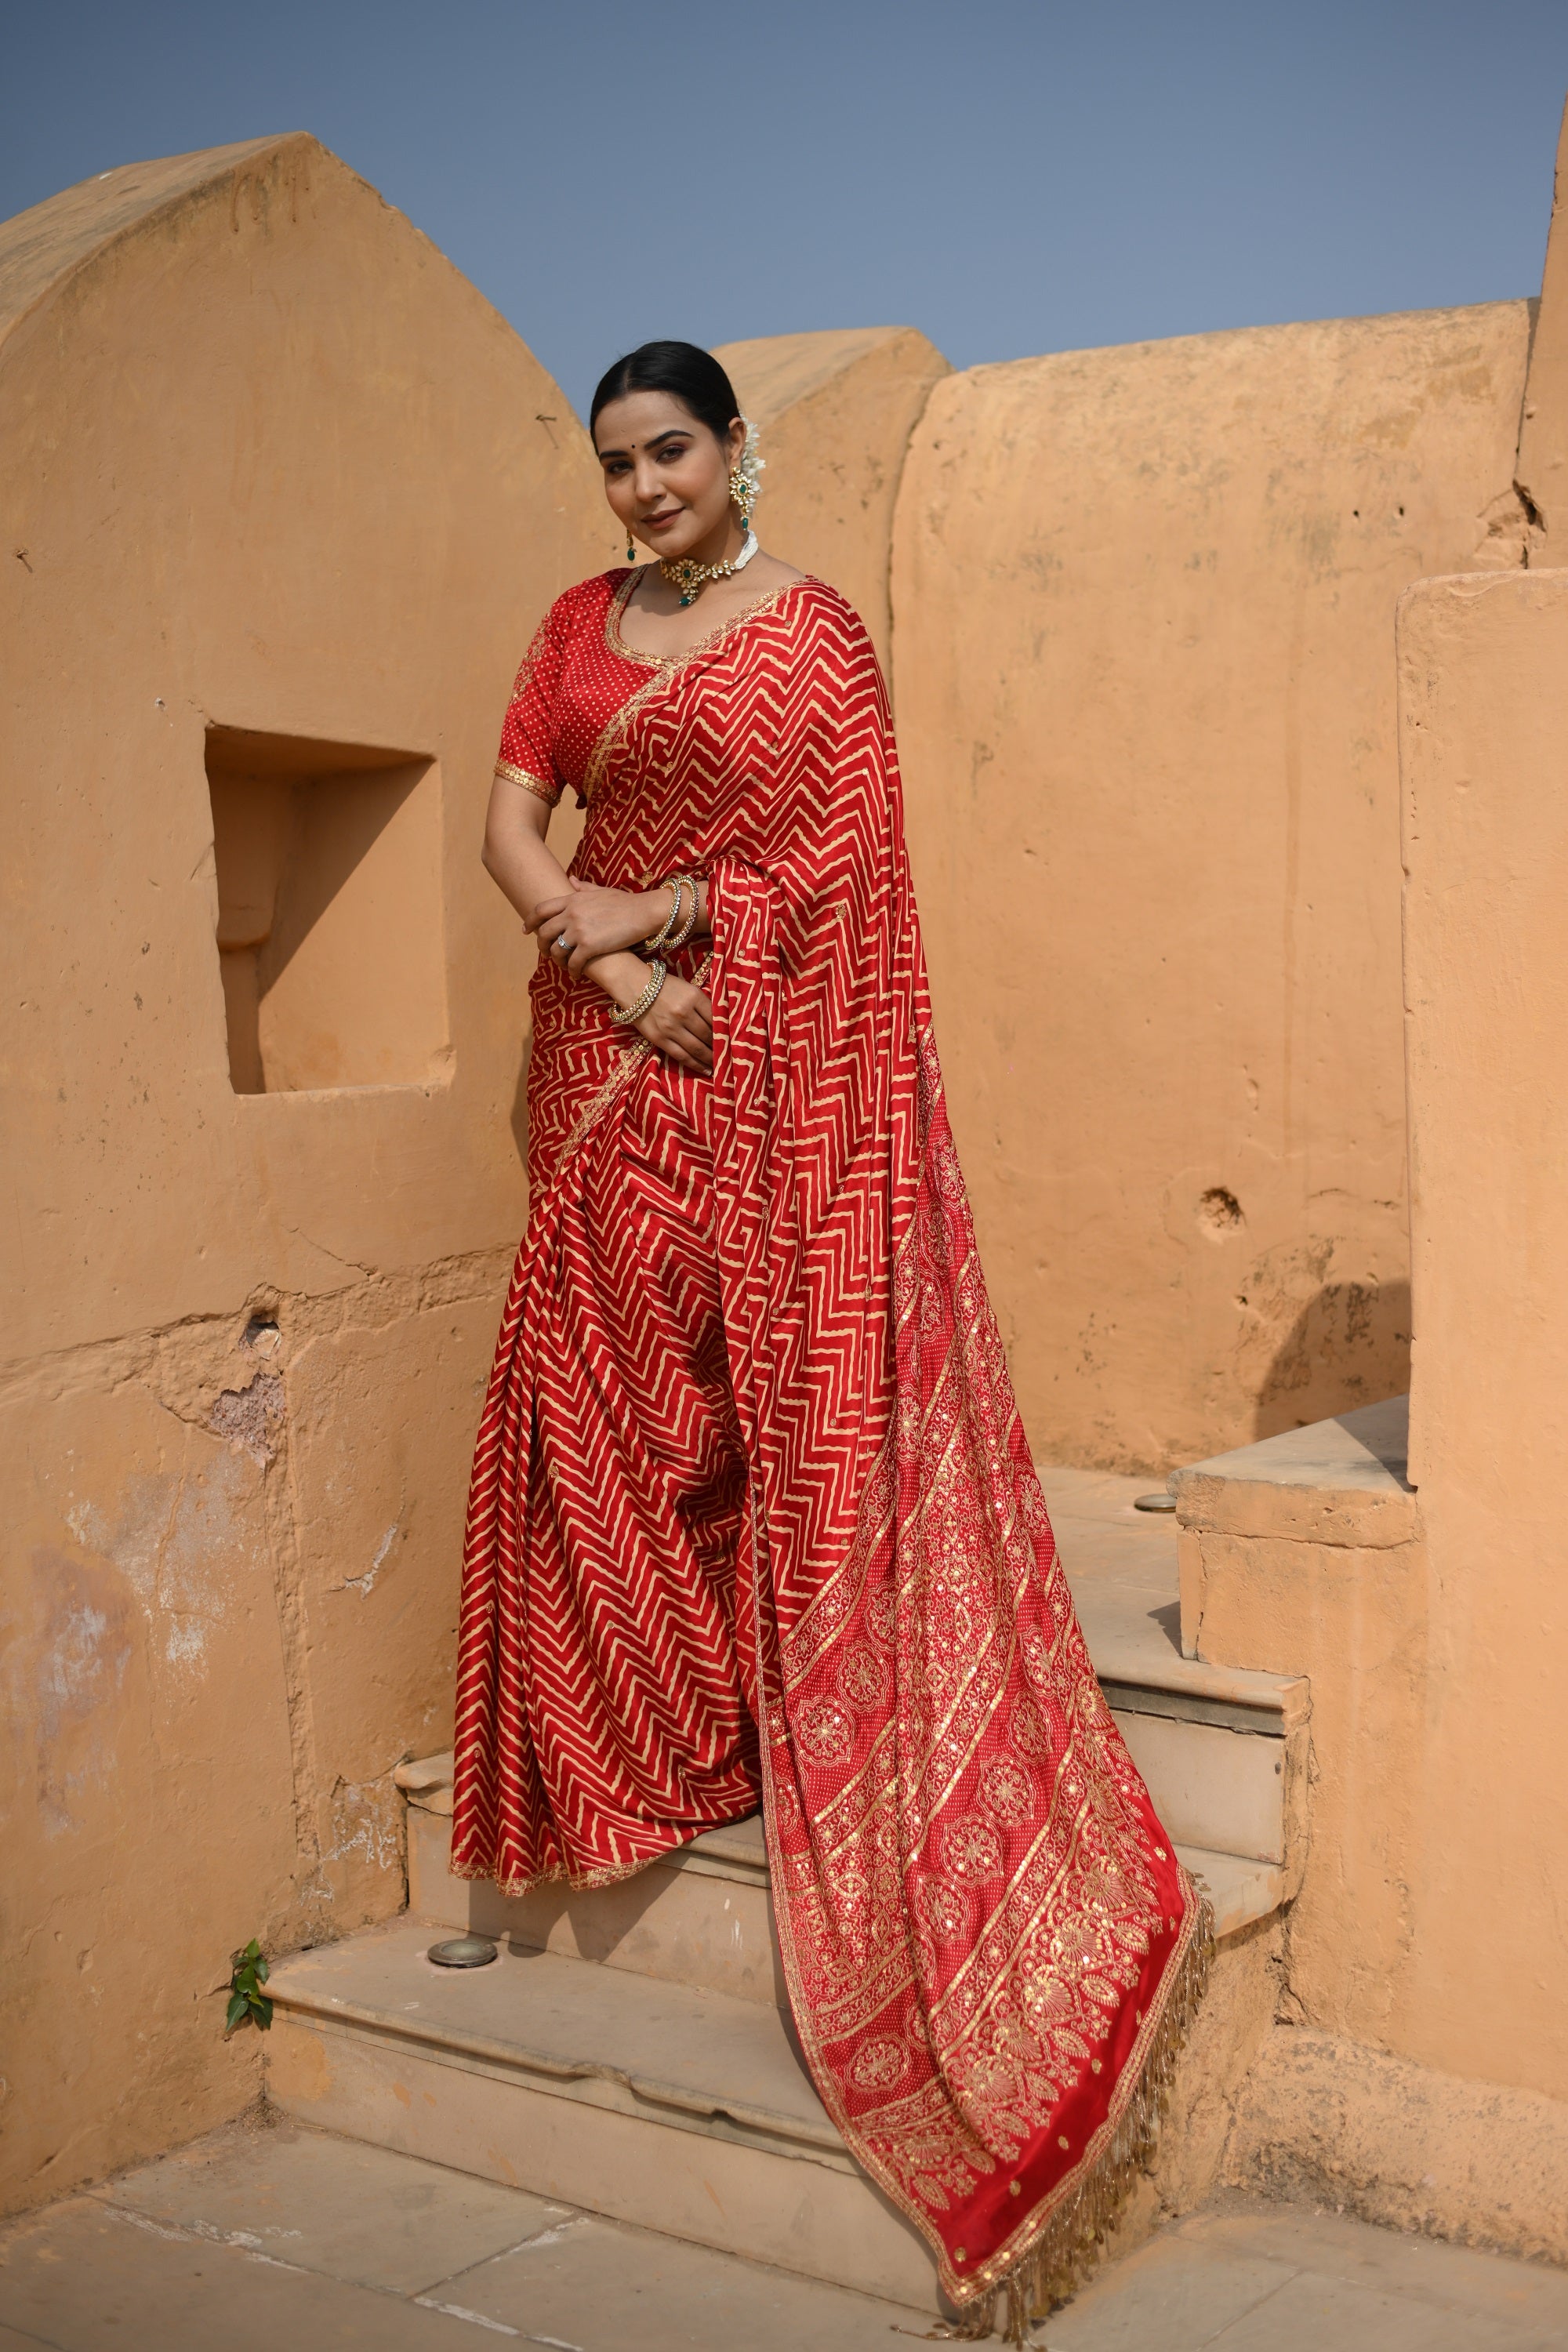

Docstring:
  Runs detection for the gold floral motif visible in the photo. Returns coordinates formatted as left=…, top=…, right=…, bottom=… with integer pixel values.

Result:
left=1006, top=1696, right=1058, bottom=1762
left=838, top=1642, right=889, bottom=1710
left=851, top=2034, right=912, bottom=2092
left=916, top=1875, right=969, bottom=1939
left=944, top=1815, right=1004, bottom=1886
left=980, top=1758, right=1036, bottom=1824
left=796, top=1695, right=855, bottom=1766
left=865, top=1586, right=898, bottom=1651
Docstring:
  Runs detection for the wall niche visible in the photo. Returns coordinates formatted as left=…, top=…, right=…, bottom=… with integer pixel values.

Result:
left=205, top=726, right=448, bottom=1094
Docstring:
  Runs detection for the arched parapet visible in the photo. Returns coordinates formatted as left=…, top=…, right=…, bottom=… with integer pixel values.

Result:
left=0, top=136, right=603, bottom=2213
left=714, top=325, right=950, bottom=676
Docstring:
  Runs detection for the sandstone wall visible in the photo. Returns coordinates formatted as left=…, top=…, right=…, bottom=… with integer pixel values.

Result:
left=1168, top=124, right=1568, bottom=2225
left=1167, top=567, right=1568, bottom=2262
left=892, top=303, right=1532, bottom=1472
left=1400, top=565, right=1568, bottom=2101
left=0, top=135, right=604, bottom=2211
left=1174, top=108, right=1568, bottom=2125
left=1517, top=98, right=1568, bottom=554
left=714, top=327, right=949, bottom=678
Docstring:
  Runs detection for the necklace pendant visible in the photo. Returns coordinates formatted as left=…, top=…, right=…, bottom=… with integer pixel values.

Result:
left=681, top=590, right=697, bottom=607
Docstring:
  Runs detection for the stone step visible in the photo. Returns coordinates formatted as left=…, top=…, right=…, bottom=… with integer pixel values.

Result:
left=264, top=1468, right=1301, bottom=2318
left=1039, top=1462, right=1309, bottom=1885
left=1036, top=1464, right=1310, bottom=1740
left=401, top=1669, right=1303, bottom=1926
left=267, top=1822, right=1281, bottom=2318
left=399, top=1770, right=1278, bottom=2003
left=403, top=1790, right=783, bottom=2008
left=390, top=1467, right=1305, bottom=2013
left=265, top=1918, right=942, bottom=2313
left=397, top=1461, right=1308, bottom=1922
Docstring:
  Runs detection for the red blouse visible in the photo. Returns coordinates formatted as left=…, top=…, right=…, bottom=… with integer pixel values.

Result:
left=494, top=571, right=650, bottom=810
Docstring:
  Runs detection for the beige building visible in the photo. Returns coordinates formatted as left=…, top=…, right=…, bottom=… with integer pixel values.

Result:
left=5, top=98, right=1568, bottom=2308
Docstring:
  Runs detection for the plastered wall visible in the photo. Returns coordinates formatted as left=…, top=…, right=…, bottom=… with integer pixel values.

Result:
left=1517, top=100, right=1568, bottom=550
left=714, top=326, right=949, bottom=677
left=0, top=136, right=604, bottom=2210
left=1175, top=96, right=1568, bottom=2124
left=891, top=302, right=1533, bottom=1471
left=1165, top=565, right=1568, bottom=2263
left=1400, top=566, right=1568, bottom=2101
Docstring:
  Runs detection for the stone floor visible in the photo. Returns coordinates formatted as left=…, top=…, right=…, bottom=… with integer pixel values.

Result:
left=4, top=2114, right=1567, bottom=2350
left=1048, top=2205, right=1568, bottom=2350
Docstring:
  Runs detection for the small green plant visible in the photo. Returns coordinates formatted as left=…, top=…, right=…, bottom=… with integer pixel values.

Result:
left=224, top=1938, right=273, bottom=2035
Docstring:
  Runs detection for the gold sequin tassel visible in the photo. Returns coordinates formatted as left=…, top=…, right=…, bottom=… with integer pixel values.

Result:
left=927, top=1884, right=1216, bottom=2345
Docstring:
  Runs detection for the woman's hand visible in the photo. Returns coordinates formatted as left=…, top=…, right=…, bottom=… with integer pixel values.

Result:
left=529, top=878, right=669, bottom=976
left=632, top=973, right=713, bottom=1073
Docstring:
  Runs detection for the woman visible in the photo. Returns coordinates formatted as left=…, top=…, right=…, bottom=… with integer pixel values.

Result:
left=452, top=341, right=1207, bottom=2339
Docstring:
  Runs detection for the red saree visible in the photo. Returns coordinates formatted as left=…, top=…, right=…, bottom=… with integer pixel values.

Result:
left=453, top=569, right=1208, bottom=2332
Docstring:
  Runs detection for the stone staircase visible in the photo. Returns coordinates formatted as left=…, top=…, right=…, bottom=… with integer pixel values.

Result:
left=265, top=1466, right=1308, bottom=2319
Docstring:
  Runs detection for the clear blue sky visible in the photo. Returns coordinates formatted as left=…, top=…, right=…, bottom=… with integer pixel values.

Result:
left=3, top=1, right=1566, bottom=419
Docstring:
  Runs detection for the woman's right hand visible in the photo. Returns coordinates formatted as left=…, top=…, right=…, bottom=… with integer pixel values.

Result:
left=531, top=879, right=670, bottom=975
left=633, top=973, right=713, bottom=1073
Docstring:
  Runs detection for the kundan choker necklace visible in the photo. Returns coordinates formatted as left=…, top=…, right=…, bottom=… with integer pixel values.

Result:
left=659, top=528, right=760, bottom=608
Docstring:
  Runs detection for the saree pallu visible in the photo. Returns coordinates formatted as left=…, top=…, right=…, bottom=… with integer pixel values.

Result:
left=453, top=575, right=1208, bottom=2332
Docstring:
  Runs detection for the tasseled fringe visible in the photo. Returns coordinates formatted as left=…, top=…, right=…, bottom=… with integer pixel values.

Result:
left=929, top=1889, right=1214, bottom=2345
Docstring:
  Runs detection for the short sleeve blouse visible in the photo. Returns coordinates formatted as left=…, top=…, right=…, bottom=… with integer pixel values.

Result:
left=494, top=572, right=650, bottom=809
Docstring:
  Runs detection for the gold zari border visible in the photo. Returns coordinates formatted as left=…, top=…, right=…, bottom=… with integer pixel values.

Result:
left=494, top=757, right=560, bottom=805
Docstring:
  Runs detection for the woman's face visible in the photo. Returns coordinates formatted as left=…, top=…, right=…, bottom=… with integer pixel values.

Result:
left=593, top=392, right=746, bottom=562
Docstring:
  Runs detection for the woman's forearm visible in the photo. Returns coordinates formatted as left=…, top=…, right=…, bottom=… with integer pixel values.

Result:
left=481, top=797, right=572, bottom=930
left=482, top=786, right=650, bottom=1009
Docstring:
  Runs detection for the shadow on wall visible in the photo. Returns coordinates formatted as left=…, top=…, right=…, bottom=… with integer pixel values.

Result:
left=1251, top=1270, right=1412, bottom=1441
left=510, top=1028, right=533, bottom=1174
left=206, top=725, right=448, bottom=1095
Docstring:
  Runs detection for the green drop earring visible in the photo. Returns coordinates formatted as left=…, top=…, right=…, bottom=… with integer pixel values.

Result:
left=625, top=522, right=637, bottom=564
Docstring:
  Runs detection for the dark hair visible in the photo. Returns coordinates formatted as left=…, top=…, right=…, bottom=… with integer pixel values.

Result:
left=589, top=340, right=740, bottom=445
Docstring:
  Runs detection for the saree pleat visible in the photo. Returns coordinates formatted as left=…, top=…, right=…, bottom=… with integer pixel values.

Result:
left=453, top=572, right=1208, bottom=2325
left=456, top=1032, right=760, bottom=1888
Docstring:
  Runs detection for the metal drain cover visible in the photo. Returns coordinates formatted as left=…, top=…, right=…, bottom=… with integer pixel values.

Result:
left=427, top=1934, right=499, bottom=1969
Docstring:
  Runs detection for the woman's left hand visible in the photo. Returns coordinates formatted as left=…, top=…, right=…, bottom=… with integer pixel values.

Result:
left=528, top=878, right=667, bottom=977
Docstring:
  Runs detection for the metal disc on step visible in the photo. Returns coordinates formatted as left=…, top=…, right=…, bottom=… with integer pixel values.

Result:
left=1133, top=1490, right=1178, bottom=1512
left=426, top=1934, right=499, bottom=1969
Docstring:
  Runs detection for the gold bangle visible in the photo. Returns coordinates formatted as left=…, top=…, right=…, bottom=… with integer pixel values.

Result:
left=666, top=875, right=701, bottom=950
left=608, top=960, right=668, bottom=1026
left=641, top=880, right=682, bottom=953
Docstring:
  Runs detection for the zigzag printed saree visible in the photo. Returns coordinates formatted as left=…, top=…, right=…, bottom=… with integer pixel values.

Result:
left=452, top=570, right=1207, bottom=2333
